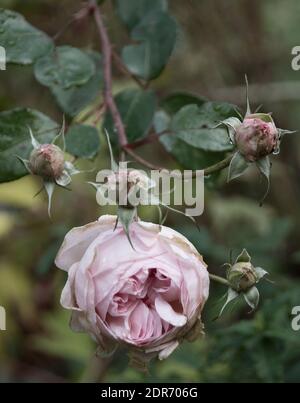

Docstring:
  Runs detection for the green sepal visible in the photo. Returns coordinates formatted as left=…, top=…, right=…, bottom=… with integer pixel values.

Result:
left=235, top=248, right=251, bottom=263
left=218, top=288, right=239, bottom=318
left=243, top=286, right=260, bottom=311
left=227, top=152, right=250, bottom=182
left=117, top=206, right=137, bottom=249
left=256, top=156, right=271, bottom=205
left=104, top=129, right=119, bottom=172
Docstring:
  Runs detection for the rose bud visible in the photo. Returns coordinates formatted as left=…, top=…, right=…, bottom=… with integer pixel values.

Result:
left=235, top=114, right=278, bottom=162
left=29, top=144, right=65, bottom=180
left=227, top=261, right=257, bottom=292
left=219, top=249, right=269, bottom=317
left=17, top=126, right=82, bottom=217
left=99, top=168, right=155, bottom=208
left=55, top=215, right=209, bottom=366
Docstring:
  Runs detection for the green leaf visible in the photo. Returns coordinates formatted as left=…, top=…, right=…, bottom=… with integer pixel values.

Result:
left=172, top=103, right=238, bottom=152
left=65, top=124, right=100, bottom=159
left=116, top=0, right=167, bottom=30
left=153, top=110, right=170, bottom=133
left=161, top=92, right=207, bottom=115
left=0, top=108, right=58, bottom=182
left=103, top=89, right=156, bottom=147
left=235, top=248, right=251, bottom=263
left=50, top=51, right=103, bottom=117
left=122, top=11, right=177, bottom=81
left=155, top=110, right=226, bottom=170
left=227, top=152, right=250, bottom=182
left=0, top=8, right=53, bottom=64
left=243, top=286, right=260, bottom=311
left=34, top=46, right=95, bottom=89
left=160, top=134, right=226, bottom=170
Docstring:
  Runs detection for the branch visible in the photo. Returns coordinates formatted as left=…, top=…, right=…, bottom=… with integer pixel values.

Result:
left=53, top=7, right=89, bottom=41
left=89, top=0, right=232, bottom=179
left=89, top=0, right=128, bottom=147
left=124, top=147, right=233, bottom=178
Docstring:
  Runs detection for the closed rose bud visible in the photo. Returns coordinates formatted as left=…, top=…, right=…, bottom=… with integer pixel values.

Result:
left=55, top=215, right=209, bottom=363
left=104, top=169, right=155, bottom=207
left=235, top=115, right=278, bottom=162
left=29, top=144, right=65, bottom=180
left=227, top=261, right=257, bottom=292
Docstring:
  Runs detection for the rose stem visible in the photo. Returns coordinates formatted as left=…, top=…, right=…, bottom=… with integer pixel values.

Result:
left=89, top=0, right=232, bottom=178
left=89, top=0, right=128, bottom=147
left=124, top=148, right=233, bottom=178
left=209, top=274, right=230, bottom=287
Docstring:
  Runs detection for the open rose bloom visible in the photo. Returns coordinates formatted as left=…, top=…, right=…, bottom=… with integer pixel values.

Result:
left=55, top=215, right=209, bottom=366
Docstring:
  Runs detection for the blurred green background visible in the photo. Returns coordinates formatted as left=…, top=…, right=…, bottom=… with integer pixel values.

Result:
left=1, top=0, right=300, bottom=383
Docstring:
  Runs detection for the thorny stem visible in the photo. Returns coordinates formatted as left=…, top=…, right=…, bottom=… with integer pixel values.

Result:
left=89, top=0, right=233, bottom=179
left=90, top=0, right=128, bottom=147
left=125, top=147, right=233, bottom=178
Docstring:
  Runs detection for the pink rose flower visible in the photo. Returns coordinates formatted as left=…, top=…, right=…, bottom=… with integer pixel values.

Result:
left=55, top=215, right=209, bottom=363
left=235, top=115, right=278, bottom=162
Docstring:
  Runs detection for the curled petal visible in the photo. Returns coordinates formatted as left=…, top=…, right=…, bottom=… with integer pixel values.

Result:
left=155, top=295, right=187, bottom=327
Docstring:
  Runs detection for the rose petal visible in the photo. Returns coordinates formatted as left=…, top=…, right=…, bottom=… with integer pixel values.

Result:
left=155, top=295, right=187, bottom=327
left=55, top=221, right=101, bottom=271
left=158, top=340, right=179, bottom=360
